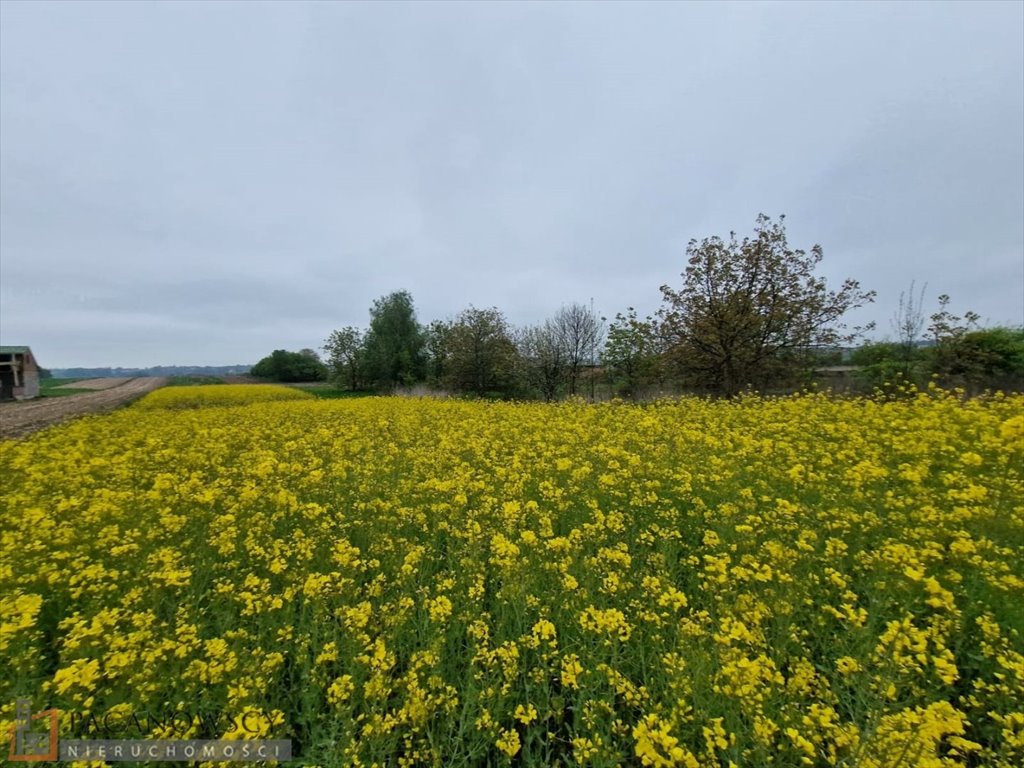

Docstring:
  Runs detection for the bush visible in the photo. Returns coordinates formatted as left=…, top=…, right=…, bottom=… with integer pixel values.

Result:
left=251, top=349, right=328, bottom=382
left=848, top=342, right=904, bottom=367
left=927, top=327, right=1024, bottom=392
left=849, top=341, right=928, bottom=391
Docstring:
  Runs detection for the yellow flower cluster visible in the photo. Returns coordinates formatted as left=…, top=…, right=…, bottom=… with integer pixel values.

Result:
left=134, top=383, right=313, bottom=409
left=1, top=386, right=1021, bottom=766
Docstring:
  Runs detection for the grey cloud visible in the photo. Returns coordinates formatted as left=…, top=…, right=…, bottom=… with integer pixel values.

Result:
left=1, top=0, right=1021, bottom=367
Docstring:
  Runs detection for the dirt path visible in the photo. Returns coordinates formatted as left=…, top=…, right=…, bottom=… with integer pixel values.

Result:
left=0, top=377, right=168, bottom=440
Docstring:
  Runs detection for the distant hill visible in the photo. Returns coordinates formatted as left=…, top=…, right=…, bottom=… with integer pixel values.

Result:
left=49, top=365, right=254, bottom=379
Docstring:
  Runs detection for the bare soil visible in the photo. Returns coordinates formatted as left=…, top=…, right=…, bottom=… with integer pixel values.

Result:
left=0, top=378, right=167, bottom=440
left=53, top=377, right=134, bottom=390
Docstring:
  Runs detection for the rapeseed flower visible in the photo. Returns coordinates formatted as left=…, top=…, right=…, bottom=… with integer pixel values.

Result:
left=0, top=388, right=1020, bottom=765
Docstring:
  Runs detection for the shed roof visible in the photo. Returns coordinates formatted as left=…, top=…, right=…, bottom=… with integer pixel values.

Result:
left=0, top=346, right=32, bottom=355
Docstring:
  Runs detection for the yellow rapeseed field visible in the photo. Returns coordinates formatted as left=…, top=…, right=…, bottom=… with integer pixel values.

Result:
left=1, top=385, right=1022, bottom=767
left=134, top=384, right=314, bottom=410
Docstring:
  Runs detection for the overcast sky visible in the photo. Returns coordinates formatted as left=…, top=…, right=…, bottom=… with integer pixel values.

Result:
left=1, top=0, right=1022, bottom=368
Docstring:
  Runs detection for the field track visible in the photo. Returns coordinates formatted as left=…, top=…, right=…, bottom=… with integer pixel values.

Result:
left=0, top=377, right=167, bottom=439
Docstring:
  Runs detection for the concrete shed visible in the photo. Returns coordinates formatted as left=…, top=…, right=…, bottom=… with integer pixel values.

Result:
left=0, top=346, right=41, bottom=400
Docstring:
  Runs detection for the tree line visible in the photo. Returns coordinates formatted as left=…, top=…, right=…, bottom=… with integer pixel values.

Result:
left=315, top=297, right=605, bottom=401
left=252, top=214, right=1023, bottom=398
